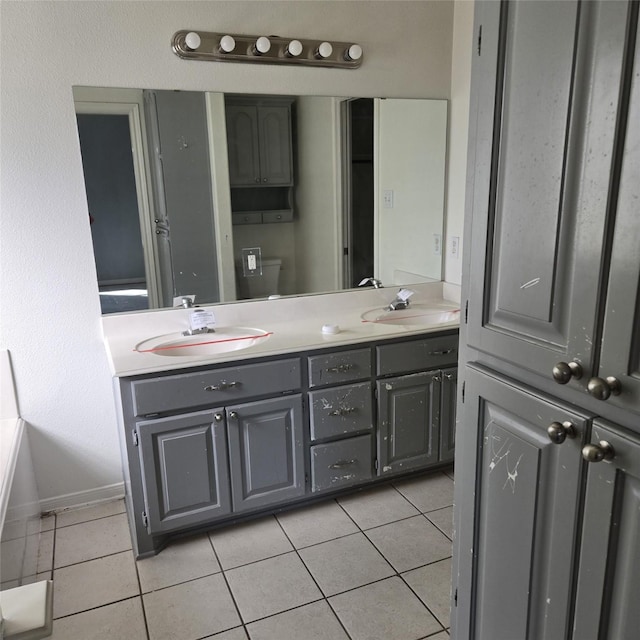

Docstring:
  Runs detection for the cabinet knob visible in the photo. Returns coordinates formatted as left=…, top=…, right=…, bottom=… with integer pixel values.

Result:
left=547, top=421, right=576, bottom=444
left=552, top=361, right=583, bottom=384
left=587, top=376, right=621, bottom=401
left=433, top=375, right=442, bottom=382
left=263, top=178, right=268, bottom=183
left=582, top=441, right=615, bottom=463
left=214, top=413, right=224, bottom=422
left=443, top=373, right=455, bottom=380
left=229, top=411, right=238, bottom=420
left=255, top=177, right=260, bottom=183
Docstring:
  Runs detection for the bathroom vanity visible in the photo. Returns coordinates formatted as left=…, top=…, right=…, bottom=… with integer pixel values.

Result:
left=103, top=284, right=460, bottom=557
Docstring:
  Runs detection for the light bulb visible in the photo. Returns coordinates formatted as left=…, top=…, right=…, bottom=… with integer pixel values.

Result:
left=219, top=35, right=236, bottom=53
left=184, top=32, right=201, bottom=51
left=346, top=44, right=362, bottom=61
left=286, top=39, right=303, bottom=57
left=316, top=41, right=333, bottom=59
left=254, top=36, right=271, bottom=54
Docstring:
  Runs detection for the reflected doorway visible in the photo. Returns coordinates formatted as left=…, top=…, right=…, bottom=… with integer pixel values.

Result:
left=76, top=113, right=150, bottom=314
left=342, top=98, right=374, bottom=289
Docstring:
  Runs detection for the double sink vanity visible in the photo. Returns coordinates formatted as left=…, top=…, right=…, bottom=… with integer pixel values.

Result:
left=102, top=282, right=460, bottom=557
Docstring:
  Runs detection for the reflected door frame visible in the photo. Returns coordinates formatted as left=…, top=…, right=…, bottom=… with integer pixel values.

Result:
left=74, top=88, right=161, bottom=309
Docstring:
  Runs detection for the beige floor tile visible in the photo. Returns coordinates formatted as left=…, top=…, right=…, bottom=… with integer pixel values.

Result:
left=366, top=516, right=451, bottom=573
left=276, top=500, right=359, bottom=548
left=299, top=532, right=394, bottom=596
left=403, top=558, right=452, bottom=628
left=210, top=515, right=293, bottom=570
left=329, top=576, right=441, bottom=640
left=53, top=551, right=139, bottom=618
left=49, top=596, right=146, bottom=640
left=137, top=533, right=220, bottom=592
left=54, top=513, right=131, bottom=567
left=425, top=506, right=453, bottom=539
left=337, top=485, right=419, bottom=530
left=246, top=600, right=349, bottom=640
left=56, top=499, right=126, bottom=529
left=143, top=573, right=241, bottom=640
left=393, top=472, right=454, bottom=513
left=226, top=551, right=322, bottom=623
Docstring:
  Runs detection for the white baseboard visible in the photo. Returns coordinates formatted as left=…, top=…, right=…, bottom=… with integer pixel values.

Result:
left=39, top=482, right=125, bottom=514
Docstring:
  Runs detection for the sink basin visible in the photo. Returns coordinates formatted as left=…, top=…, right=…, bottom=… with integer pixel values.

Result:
left=135, top=327, right=272, bottom=357
left=361, top=303, right=460, bottom=326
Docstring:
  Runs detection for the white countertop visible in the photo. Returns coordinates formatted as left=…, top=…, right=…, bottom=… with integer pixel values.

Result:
left=102, top=282, right=461, bottom=377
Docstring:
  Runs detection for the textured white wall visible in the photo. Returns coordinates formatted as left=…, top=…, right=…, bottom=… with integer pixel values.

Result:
left=0, top=1, right=454, bottom=504
left=444, top=0, right=475, bottom=286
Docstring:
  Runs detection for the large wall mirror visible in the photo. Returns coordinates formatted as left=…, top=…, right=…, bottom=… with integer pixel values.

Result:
left=73, top=87, right=447, bottom=314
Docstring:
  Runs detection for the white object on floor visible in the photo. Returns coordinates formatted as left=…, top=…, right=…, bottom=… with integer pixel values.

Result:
left=0, top=580, right=53, bottom=639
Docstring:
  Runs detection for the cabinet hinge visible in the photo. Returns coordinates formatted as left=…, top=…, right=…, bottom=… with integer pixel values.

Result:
left=464, top=300, right=469, bottom=324
left=454, top=588, right=458, bottom=606
left=374, top=459, right=379, bottom=471
left=132, top=430, right=139, bottom=447
left=141, top=511, right=148, bottom=529
left=477, top=25, right=482, bottom=55
left=462, top=381, right=465, bottom=403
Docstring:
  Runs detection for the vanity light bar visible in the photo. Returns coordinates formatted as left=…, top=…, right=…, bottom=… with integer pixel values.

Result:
left=172, top=31, right=363, bottom=69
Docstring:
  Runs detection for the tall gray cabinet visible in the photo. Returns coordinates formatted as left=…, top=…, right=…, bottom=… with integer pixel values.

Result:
left=453, top=1, right=639, bottom=639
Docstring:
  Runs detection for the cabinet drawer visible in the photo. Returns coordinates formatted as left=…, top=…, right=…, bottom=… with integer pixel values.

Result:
left=308, top=348, right=371, bottom=388
left=262, top=210, right=293, bottom=223
left=309, top=382, right=373, bottom=441
left=377, top=333, right=458, bottom=376
left=232, top=212, right=262, bottom=225
left=311, top=434, right=373, bottom=492
left=131, top=358, right=301, bottom=416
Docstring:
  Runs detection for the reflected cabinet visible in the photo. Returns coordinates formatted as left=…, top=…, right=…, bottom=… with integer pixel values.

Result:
left=455, top=1, right=639, bottom=638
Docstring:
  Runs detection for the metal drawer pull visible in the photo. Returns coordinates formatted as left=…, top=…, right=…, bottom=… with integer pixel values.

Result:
left=547, top=421, right=576, bottom=444
left=587, top=376, right=621, bottom=401
left=204, top=380, right=239, bottom=392
left=327, top=364, right=355, bottom=373
left=329, top=459, right=357, bottom=469
left=552, top=361, right=583, bottom=384
left=582, top=441, right=615, bottom=463
left=329, top=407, right=356, bottom=416
left=428, top=349, right=455, bottom=356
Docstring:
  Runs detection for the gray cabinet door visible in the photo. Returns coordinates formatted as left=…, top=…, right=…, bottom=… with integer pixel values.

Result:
left=136, top=409, right=231, bottom=534
left=595, top=21, right=640, bottom=415
left=466, top=0, right=631, bottom=382
left=227, top=395, right=305, bottom=512
left=439, top=367, right=457, bottom=463
left=226, top=105, right=261, bottom=185
left=462, top=366, right=589, bottom=640
left=572, top=421, right=640, bottom=640
left=257, top=105, right=292, bottom=185
left=377, top=371, right=439, bottom=475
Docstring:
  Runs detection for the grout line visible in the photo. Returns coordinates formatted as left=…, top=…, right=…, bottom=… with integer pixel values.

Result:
left=52, top=595, right=144, bottom=622
left=399, top=571, right=449, bottom=632
left=207, top=531, right=247, bottom=631
left=273, top=512, right=354, bottom=640
left=132, top=543, right=151, bottom=640
left=53, top=547, right=134, bottom=571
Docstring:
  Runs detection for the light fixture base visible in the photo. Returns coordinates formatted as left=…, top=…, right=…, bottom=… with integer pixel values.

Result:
left=172, top=31, right=363, bottom=69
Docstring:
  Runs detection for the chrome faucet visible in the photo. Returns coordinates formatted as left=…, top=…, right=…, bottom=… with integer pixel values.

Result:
left=179, top=297, right=194, bottom=309
left=359, top=277, right=383, bottom=289
left=387, top=288, right=415, bottom=311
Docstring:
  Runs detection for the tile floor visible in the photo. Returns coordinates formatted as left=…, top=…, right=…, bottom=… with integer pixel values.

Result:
left=37, top=469, right=454, bottom=640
